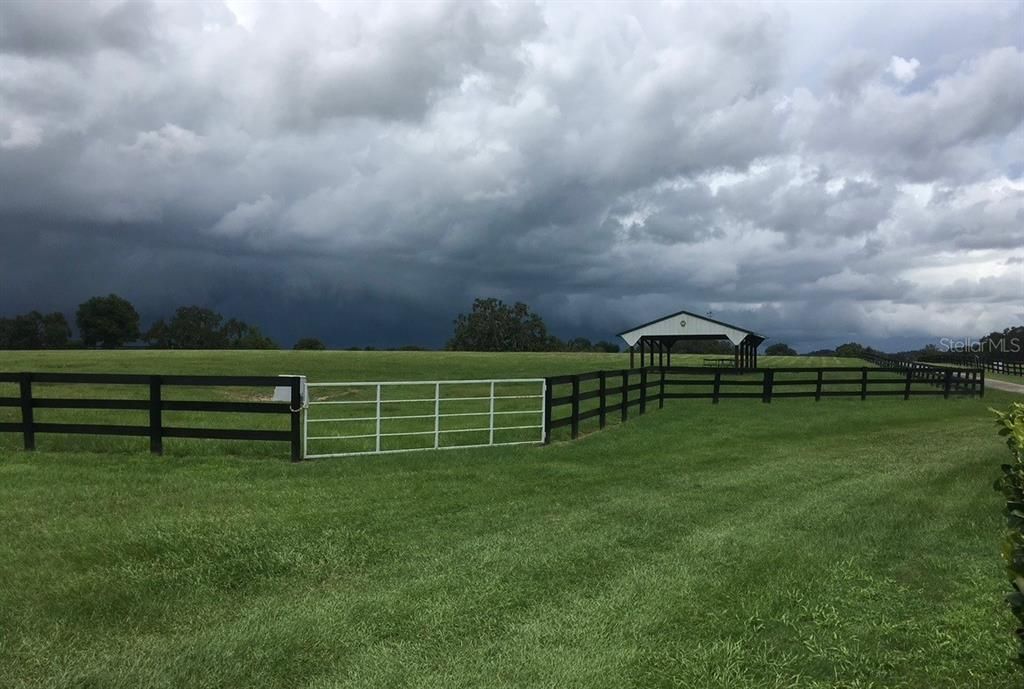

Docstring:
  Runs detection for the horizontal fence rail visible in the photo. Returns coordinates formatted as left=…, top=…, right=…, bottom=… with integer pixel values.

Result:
left=917, top=353, right=1023, bottom=377
left=543, top=364, right=984, bottom=442
left=305, top=378, right=545, bottom=459
left=858, top=352, right=986, bottom=393
left=0, top=372, right=305, bottom=461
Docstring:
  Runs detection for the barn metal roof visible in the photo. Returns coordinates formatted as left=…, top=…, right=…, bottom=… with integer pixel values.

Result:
left=616, top=309, right=766, bottom=347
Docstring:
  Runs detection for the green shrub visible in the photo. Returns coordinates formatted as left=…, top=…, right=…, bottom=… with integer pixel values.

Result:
left=993, top=401, right=1024, bottom=665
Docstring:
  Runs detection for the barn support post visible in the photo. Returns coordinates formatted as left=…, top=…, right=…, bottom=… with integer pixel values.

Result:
left=734, top=344, right=740, bottom=369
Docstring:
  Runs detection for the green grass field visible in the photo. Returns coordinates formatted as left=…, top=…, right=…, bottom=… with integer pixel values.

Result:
left=0, top=351, right=1020, bottom=688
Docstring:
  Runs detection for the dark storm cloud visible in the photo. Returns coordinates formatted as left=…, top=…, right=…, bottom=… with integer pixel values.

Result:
left=0, top=0, right=1021, bottom=351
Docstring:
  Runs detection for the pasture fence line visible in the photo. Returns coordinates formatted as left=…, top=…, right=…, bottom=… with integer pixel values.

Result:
left=916, top=352, right=1023, bottom=377
left=858, top=352, right=985, bottom=393
left=0, top=372, right=305, bottom=461
left=544, top=364, right=984, bottom=442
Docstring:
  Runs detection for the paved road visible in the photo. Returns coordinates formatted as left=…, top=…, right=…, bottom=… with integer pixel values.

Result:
left=987, top=378, right=1024, bottom=395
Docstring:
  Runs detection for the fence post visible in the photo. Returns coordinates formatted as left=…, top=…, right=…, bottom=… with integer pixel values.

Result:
left=19, top=372, right=34, bottom=451
left=980, top=368, right=985, bottom=399
left=290, top=376, right=303, bottom=462
left=860, top=368, right=867, bottom=401
left=570, top=375, right=580, bottom=440
left=374, top=383, right=382, bottom=454
left=903, top=369, right=912, bottom=401
left=762, top=370, right=773, bottom=403
left=713, top=370, right=721, bottom=404
left=598, top=371, right=607, bottom=429
left=149, top=375, right=163, bottom=455
left=621, top=370, right=628, bottom=422
left=488, top=381, right=495, bottom=446
left=435, top=382, right=442, bottom=448
left=640, top=368, right=647, bottom=415
left=814, top=370, right=822, bottom=401
left=658, top=367, right=665, bottom=409
left=543, top=379, right=552, bottom=444
left=943, top=370, right=951, bottom=399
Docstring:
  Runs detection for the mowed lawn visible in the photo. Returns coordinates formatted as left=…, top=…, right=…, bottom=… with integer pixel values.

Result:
left=0, top=351, right=1019, bottom=688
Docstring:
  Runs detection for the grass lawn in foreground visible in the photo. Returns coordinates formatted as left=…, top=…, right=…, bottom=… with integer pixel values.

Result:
left=0, top=351, right=1019, bottom=688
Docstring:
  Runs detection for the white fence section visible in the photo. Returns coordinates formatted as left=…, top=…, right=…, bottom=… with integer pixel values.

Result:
left=304, top=378, right=546, bottom=459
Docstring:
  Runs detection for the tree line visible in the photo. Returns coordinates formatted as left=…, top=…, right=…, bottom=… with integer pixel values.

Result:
left=0, top=294, right=281, bottom=350
left=1, top=294, right=623, bottom=352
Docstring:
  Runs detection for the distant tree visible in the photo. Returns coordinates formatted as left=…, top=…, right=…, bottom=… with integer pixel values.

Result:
left=294, top=337, right=326, bottom=350
left=144, top=307, right=275, bottom=349
left=805, top=348, right=837, bottom=357
left=76, top=294, right=140, bottom=348
left=0, top=311, right=69, bottom=349
left=222, top=318, right=277, bottom=349
left=40, top=312, right=71, bottom=348
left=980, top=325, right=1024, bottom=362
left=143, top=318, right=171, bottom=348
left=765, top=342, right=798, bottom=356
left=0, top=312, right=41, bottom=349
left=835, top=342, right=868, bottom=358
left=156, top=306, right=226, bottom=349
left=0, top=318, right=12, bottom=349
left=447, top=298, right=551, bottom=352
left=545, top=336, right=566, bottom=351
left=566, top=337, right=593, bottom=352
left=593, top=340, right=620, bottom=353
left=397, top=345, right=428, bottom=351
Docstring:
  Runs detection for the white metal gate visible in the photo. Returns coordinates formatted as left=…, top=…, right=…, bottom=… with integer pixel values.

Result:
left=304, top=378, right=546, bottom=459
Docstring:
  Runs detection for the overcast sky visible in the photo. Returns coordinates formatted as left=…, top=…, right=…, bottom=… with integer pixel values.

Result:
left=1, top=0, right=1021, bottom=351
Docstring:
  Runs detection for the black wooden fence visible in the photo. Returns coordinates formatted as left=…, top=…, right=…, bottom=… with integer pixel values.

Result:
left=917, top=353, right=1024, bottom=377
left=859, top=351, right=993, bottom=391
left=0, top=372, right=304, bottom=461
left=544, top=365, right=984, bottom=442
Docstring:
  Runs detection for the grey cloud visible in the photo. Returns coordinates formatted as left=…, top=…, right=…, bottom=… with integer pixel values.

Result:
left=0, top=1, right=1021, bottom=352
left=0, top=0, right=157, bottom=58
left=799, top=46, right=1024, bottom=181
